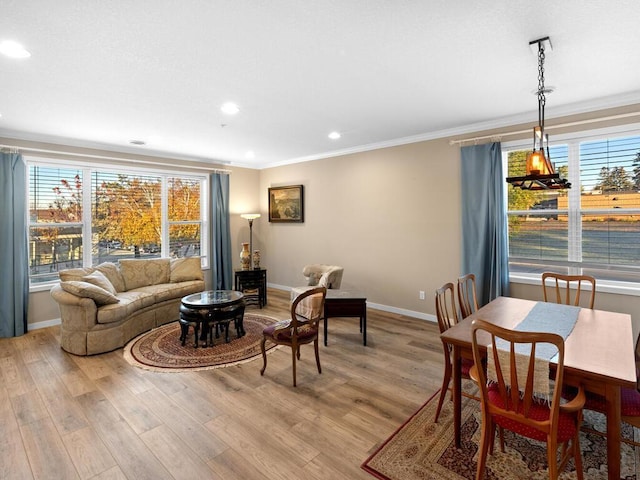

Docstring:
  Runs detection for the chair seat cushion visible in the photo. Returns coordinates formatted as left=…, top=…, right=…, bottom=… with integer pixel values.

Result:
left=563, top=385, right=640, bottom=417
left=487, top=383, right=578, bottom=443
left=263, top=321, right=317, bottom=343
left=461, top=358, right=474, bottom=377
left=586, top=387, right=640, bottom=417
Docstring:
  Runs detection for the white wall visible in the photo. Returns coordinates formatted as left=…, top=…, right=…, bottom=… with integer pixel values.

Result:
left=258, top=138, right=460, bottom=318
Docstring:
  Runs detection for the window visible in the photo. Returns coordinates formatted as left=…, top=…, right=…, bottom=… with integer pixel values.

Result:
left=504, top=127, right=640, bottom=287
left=28, top=160, right=208, bottom=285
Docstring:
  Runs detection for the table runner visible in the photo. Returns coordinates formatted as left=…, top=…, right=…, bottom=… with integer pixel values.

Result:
left=487, top=302, right=580, bottom=399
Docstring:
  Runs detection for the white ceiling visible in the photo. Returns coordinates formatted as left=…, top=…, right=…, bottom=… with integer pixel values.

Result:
left=2, top=1, right=640, bottom=169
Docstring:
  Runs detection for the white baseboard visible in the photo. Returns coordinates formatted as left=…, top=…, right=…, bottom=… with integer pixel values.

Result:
left=30, top=318, right=61, bottom=330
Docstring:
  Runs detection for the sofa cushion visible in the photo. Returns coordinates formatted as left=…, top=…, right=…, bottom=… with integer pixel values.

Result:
left=60, top=281, right=120, bottom=306
left=96, top=291, right=155, bottom=324
left=81, top=270, right=117, bottom=295
left=94, top=262, right=126, bottom=292
left=132, top=281, right=204, bottom=303
left=170, top=257, right=204, bottom=283
left=119, top=258, right=170, bottom=290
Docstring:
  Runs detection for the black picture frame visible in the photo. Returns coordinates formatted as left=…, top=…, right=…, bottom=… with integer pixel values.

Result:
left=268, top=185, right=304, bottom=223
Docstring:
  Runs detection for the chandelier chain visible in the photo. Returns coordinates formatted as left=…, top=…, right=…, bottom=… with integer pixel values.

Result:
left=538, top=44, right=546, bottom=129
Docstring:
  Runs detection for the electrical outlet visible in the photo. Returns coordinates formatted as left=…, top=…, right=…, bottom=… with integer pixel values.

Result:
left=419, top=290, right=425, bottom=300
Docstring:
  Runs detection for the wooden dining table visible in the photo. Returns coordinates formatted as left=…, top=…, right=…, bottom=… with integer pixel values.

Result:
left=440, top=296, right=636, bottom=480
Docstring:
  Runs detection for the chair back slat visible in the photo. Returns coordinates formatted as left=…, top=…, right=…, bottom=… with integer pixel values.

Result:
left=457, top=273, right=479, bottom=319
left=488, top=337, right=509, bottom=404
left=541, top=272, right=596, bottom=309
left=435, top=283, right=458, bottom=334
left=508, top=342, right=521, bottom=410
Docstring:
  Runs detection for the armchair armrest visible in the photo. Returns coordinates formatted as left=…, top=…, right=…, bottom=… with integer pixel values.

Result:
left=559, top=384, right=586, bottom=413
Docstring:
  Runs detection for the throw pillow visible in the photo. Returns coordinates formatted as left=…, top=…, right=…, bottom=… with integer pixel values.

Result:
left=317, top=272, right=331, bottom=288
left=94, top=262, right=126, bottom=292
left=170, top=257, right=204, bottom=282
left=59, top=267, right=94, bottom=282
left=81, top=270, right=117, bottom=295
left=60, top=281, right=120, bottom=305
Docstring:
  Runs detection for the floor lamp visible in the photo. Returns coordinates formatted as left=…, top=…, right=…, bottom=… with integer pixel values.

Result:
left=240, top=213, right=261, bottom=268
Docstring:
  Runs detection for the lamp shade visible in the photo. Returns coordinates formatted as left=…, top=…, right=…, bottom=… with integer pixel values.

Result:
left=526, top=150, right=551, bottom=176
left=241, top=213, right=261, bottom=221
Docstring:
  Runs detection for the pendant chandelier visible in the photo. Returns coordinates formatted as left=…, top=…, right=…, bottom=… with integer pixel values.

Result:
left=506, top=37, right=571, bottom=190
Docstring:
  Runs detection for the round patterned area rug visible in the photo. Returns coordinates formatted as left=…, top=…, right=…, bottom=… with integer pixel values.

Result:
left=123, top=313, right=281, bottom=372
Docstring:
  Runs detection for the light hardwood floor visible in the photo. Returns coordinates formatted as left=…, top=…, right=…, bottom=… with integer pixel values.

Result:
left=0, top=288, right=446, bottom=480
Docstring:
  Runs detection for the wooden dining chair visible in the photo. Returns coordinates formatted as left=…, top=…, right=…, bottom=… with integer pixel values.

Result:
left=470, top=319, right=586, bottom=480
left=260, top=286, right=327, bottom=387
left=457, top=273, right=479, bottom=319
left=541, top=272, right=596, bottom=309
left=433, top=282, right=477, bottom=422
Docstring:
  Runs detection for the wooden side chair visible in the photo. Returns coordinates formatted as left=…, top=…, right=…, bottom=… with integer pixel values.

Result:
left=541, top=272, right=596, bottom=309
left=470, top=319, right=585, bottom=480
left=457, top=273, right=479, bottom=319
left=433, top=282, right=477, bottom=422
left=260, top=286, right=327, bottom=387
left=579, top=386, right=640, bottom=447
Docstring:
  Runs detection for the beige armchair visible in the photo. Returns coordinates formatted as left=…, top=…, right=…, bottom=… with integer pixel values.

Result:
left=291, top=264, right=343, bottom=300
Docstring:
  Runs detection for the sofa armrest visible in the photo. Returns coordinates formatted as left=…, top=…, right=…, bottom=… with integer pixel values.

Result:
left=50, top=284, right=98, bottom=331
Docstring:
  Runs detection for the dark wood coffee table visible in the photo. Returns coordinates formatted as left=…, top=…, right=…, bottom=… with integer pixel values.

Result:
left=323, top=290, right=367, bottom=346
left=179, top=290, right=245, bottom=348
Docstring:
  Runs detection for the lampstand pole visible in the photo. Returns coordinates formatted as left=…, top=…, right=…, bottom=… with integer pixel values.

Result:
left=248, top=218, right=254, bottom=269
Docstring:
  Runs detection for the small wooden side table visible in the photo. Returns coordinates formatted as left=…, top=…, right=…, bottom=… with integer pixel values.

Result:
left=234, top=269, right=267, bottom=308
left=323, top=290, right=367, bottom=346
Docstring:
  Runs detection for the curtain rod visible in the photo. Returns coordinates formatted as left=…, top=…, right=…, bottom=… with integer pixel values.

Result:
left=449, top=111, right=640, bottom=146
left=0, top=144, right=232, bottom=174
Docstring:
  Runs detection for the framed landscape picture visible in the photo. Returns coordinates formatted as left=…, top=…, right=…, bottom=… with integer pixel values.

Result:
left=268, top=185, right=304, bottom=222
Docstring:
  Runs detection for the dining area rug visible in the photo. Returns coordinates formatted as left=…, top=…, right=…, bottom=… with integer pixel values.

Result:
left=362, top=386, right=639, bottom=480
left=123, top=313, right=280, bottom=372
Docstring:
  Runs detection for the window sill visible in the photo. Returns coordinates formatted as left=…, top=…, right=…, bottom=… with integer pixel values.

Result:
left=30, top=281, right=58, bottom=293
left=509, top=274, right=640, bottom=297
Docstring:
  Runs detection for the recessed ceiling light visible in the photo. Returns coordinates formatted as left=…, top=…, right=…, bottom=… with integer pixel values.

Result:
left=129, top=140, right=146, bottom=146
left=245, top=150, right=255, bottom=159
left=328, top=131, right=341, bottom=140
left=221, top=102, right=240, bottom=115
left=0, top=40, right=31, bottom=58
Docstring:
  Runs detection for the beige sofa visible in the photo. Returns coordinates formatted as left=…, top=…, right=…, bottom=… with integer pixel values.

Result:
left=50, top=257, right=205, bottom=355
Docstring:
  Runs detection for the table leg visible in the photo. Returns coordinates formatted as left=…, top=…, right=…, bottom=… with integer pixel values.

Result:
left=604, top=384, right=622, bottom=480
left=452, top=345, right=462, bottom=448
left=224, top=321, right=230, bottom=343
left=324, top=314, right=328, bottom=347
left=362, top=310, right=367, bottom=346
left=179, top=321, right=188, bottom=346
